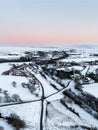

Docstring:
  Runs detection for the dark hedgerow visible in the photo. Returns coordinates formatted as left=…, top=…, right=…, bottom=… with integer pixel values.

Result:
left=6, top=113, right=26, bottom=130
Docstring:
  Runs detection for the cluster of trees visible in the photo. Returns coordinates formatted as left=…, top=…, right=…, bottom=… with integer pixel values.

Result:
left=0, top=113, right=26, bottom=130
left=60, top=98, right=80, bottom=117
left=79, top=92, right=98, bottom=112
left=0, top=94, right=21, bottom=103
left=0, top=88, right=21, bottom=103
left=63, top=89, right=98, bottom=120
left=21, top=79, right=40, bottom=96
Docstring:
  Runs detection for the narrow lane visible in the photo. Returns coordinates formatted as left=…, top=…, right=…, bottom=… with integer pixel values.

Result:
left=0, top=65, right=71, bottom=130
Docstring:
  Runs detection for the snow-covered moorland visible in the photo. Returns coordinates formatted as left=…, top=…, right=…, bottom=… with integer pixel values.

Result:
left=0, top=46, right=98, bottom=130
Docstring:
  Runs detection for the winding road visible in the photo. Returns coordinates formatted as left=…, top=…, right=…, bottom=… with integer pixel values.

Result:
left=0, top=64, right=71, bottom=130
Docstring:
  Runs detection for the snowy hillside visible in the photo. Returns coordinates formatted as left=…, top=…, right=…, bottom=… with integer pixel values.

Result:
left=0, top=46, right=98, bottom=130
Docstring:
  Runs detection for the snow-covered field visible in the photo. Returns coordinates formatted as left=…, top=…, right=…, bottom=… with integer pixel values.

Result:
left=83, top=83, right=98, bottom=98
left=0, top=46, right=98, bottom=130
left=0, top=102, right=41, bottom=130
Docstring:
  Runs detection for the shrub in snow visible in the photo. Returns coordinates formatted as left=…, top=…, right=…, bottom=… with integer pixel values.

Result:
left=3, top=90, right=8, bottom=95
left=29, top=86, right=35, bottom=94
left=0, top=88, right=2, bottom=93
left=21, top=82, right=27, bottom=88
left=75, top=82, right=82, bottom=91
left=29, top=79, right=32, bottom=83
left=34, top=93, right=39, bottom=97
left=11, top=94, right=21, bottom=102
left=4, top=95, right=12, bottom=102
left=6, top=113, right=26, bottom=130
left=0, top=126, right=4, bottom=130
left=0, top=96, right=5, bottom=103
left=12, top=81, right=17, bottom=87
left=0, top=113, right=2, bottom=118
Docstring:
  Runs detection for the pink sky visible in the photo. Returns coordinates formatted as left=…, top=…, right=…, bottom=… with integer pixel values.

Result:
left=0, top=0, right=98, bottom=45
left=0, top=30, right=98, bottom=44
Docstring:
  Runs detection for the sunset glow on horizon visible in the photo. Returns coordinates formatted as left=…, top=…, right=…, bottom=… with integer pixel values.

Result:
left=0, top=0, right=98, bottom=45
